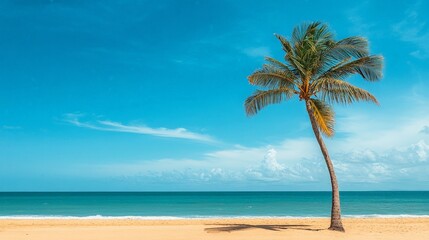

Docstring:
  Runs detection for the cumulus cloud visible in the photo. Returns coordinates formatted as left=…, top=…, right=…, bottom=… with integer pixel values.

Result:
left=331, top=140, right=429, bottom=183
left=261, top=148, right=284, bottom=172
left=64, top=91, right=429, bottom=190
left=63, top=113, right=216, bottom=143
left=246, top=148, right=286, bottom=181
left=80, top=106, right=429, bottom=189
left=92, top=145, right=320, bottom=184
left=244, top=148, right=320, bottom=182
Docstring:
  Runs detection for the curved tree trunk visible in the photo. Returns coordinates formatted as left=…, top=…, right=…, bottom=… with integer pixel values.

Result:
left=305, top=101, right=345, bottom=232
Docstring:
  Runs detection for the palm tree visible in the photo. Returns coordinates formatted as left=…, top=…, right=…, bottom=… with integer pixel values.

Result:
left=244, top=22, right=383, bottom=232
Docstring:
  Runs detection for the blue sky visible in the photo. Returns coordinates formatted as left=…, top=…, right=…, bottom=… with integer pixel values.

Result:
left=1, top=0, right=429, bottom=191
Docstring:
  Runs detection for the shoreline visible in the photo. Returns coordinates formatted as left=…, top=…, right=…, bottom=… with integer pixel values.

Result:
left=1, top=217, right=429, bottom=240
left=1, top=214, right=429, bottom=219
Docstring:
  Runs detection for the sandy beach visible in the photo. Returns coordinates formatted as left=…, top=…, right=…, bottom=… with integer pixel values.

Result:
left=1, top=218, right=428, bottom=240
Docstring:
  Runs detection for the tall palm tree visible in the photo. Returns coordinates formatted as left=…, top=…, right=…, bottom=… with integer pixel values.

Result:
left=244, top=22, right=383, bottom=232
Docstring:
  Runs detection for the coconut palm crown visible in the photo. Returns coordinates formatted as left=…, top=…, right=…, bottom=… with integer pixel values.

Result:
left=244, top=22, right=383, bottom=231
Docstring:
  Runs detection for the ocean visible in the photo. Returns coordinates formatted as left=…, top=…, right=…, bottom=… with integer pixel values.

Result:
left=1, top=192, right=428, bottom=219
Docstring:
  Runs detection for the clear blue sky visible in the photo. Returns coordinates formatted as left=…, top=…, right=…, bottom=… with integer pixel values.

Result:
left=1, top=0, right=429, bottom=191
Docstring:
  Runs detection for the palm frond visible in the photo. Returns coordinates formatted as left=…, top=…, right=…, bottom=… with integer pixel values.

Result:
left=244, top=21, right=383, bottom=139
left=284, top=52, right=306, bottom=81
left=292, top=22, right=322, bottom=45
left=313, top=23, right=334, bottom=46
left=314, top=78, right=379, bottom=105
left=308, top=99, right=334, bottom=137
left=265, top=57, right=300, bottom=78
left=325, top=37, right=369, bottom=60
left=248, top=63, right=297, bottom=89
left=245, top=88, right=294, bottom=116
left=320, top=55, right=383, bottom=81
left=292, top=22, right=337, bottom=80
left=274, top=33, right=308, bottom=80
left=275, top=34, right=293, bottom=54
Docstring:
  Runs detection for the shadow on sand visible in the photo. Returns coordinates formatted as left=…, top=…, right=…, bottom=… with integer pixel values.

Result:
left=205, top=224, right=324, bottom=233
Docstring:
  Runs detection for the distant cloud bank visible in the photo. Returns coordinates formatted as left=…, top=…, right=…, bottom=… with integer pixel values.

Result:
left=76, top=105, right=429, bottom=190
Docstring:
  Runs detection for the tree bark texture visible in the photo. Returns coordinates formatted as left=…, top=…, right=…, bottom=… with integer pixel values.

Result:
left=305, top=100, right=345, bottom=232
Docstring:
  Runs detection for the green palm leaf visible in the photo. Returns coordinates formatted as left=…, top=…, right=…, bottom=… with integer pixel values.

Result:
left=325, top=36, right=369, bottom=60
left=244, top=22, right=383, bottom=231
left=245, top=22, right=383, bottom=133
left=248, top=62, right=297, bottom=89
left=245, top=88, right=294, bottom=116
left=308, top=98, right=335, bottom=136
left=264, top=57, right=297, bottom=77
left=320, top=55, right=383, bottom=81
left=275, top=34, right=293, bottom=54
left=314, top=78, right=379, bottom=105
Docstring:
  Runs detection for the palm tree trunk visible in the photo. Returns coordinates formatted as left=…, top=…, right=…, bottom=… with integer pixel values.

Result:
left=305, top=100, right=345, bottom=232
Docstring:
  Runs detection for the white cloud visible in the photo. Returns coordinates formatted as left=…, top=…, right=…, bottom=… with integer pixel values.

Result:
left=64, top=90, right=429, bottom=189
left=63, top=113, right=216, bottom=143
left=261, top=148, right=284, bottom=172
left=90, top=144, right=321, bottom=184
left=79, top=103, right=429, bottom=189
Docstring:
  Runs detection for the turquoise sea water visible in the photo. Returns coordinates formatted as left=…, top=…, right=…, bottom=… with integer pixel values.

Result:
left=1, top=192, right=428, bottom=218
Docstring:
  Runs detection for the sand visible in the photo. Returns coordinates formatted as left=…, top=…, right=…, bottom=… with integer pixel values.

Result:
left=1, top=218, right=428, bottom=240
